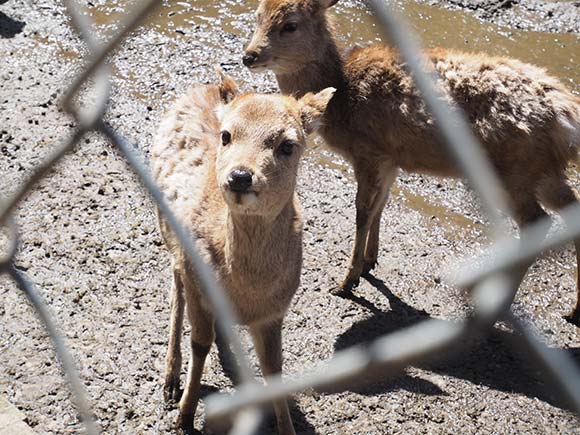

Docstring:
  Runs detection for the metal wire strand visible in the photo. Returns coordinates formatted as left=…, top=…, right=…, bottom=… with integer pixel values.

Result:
left=366, top=0, right=512, bottom=236
left=455, top=202, right=580, bottom=288
left=206, top=318, right=465, bottom=421
left=98, top=122, right=256, bottom=385
left=3, top=1, right=580, bottom=434
left=0, top=128, right=85, bottom=226
left=2, top=263, right=99, bottom=435
left=61, top=0, right=112, bottom=127
left=506, top=312, right=580, bottom=415
left=2, top=0, right=261, bottom=432
left=203, top=0, right=580, bottom=422
left=61, top=0, right=161, bottom=125
left=205, top=270, right=576, bottom=420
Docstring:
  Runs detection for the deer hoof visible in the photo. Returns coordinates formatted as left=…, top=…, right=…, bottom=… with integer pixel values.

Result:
left=330, top=276, right=359, bottom=297
left=164, top=375, right=182, bottom=405
left=362, top=259, right=378, bottom=277
left=177, top=413, right=195, bottom=435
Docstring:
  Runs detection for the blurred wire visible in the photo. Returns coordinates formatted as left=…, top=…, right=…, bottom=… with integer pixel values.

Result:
left=2, top=0, right=580, bottom=434
left=1, top=261, right=99, bottom=435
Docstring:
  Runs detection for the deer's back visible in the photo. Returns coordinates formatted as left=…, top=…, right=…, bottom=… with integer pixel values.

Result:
left=151, top=84, right=227, bottom=261
left=323, top=45, right=579, bottom=176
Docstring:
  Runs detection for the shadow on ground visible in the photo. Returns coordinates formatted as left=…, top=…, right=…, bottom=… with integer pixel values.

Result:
left=0, top=10, right=25, bottom=38
left=333, top=274, right=580, bottom=411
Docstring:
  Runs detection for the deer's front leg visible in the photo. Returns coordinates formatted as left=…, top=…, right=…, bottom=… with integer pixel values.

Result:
left=178, top=285, right=214, bottom=435
left=250, top=319, right=296, bottom=435
left=165, top=265, right=185, bottom=404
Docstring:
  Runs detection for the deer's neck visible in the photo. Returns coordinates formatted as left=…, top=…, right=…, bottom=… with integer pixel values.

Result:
left=276, top=33, right=346, bottom=97
left=224, top=201, right=295, bottom=271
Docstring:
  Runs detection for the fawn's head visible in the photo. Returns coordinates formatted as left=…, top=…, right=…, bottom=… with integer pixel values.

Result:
left=243, top=0, right=339, bottom=75
left=215, top=71, right=335, bottom=216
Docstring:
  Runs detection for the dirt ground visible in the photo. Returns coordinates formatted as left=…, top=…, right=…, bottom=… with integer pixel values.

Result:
left=421, top=0, right=580, bottom=33
left=1, top=0, right=579, bottom=434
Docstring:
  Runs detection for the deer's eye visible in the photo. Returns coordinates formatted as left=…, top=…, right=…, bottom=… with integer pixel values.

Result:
left=281, top=22, right=297, bottom=34
left=221, top=130, right=231, bottom=146
left=279, top=140, right=295, bottom=156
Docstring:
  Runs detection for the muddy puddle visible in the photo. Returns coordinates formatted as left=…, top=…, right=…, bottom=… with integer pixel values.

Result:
left=82, top=0, right=580, bottom=91
left=80, top=0, right=579, bottom=231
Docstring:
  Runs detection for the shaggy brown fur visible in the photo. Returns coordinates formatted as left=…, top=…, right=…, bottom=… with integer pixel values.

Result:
left=244, top=0, right=580, bottom=325
left=151, top=71, right=334, bottom=435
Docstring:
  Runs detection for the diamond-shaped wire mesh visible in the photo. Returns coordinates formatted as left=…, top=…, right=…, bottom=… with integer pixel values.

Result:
left=1, top=1, right=580, bottom=434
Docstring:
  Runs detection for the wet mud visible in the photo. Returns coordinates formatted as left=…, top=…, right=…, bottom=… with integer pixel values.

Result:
left=421, top=0, right=580, bottom=33
left=0, top=0, right=579, bottom=434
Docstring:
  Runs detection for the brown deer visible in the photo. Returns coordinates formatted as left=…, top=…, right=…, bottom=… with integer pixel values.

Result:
left=243, top=0, right=580, bottom=325
left=151, top=70, right=335, bottom=434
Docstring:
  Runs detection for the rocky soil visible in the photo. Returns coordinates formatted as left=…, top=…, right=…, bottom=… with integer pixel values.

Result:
left=422, top=0, right=580, bottom=33
left=1, top=0, right=579, bottom=434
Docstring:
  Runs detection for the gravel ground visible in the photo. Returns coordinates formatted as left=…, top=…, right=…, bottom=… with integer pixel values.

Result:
left=419, top=0, right=580, bottom=33
left=1, top=1, right=579, bottom=434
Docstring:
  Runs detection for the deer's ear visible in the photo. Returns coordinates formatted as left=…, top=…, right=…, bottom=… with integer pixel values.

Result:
left=215, top=67, right=238, bottom=104
left=299, top=87, right=336, bottom=135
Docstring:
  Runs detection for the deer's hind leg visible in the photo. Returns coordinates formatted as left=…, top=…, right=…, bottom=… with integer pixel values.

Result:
left=165, top=263, right=186, bottom=404
left=334, top=160, right=398, bottom=295
left=506, top=186, right=551, bottom=303
left=538, top=176, right=580, bottom=326
left=362, top=167, right=399, bottom=276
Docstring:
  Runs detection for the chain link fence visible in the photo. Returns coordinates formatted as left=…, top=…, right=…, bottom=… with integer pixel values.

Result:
left=1, top=0, right=580, bottom=434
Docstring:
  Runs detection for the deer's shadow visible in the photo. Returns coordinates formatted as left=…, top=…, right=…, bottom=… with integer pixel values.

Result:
left=333, top=274, right=580, bottom=410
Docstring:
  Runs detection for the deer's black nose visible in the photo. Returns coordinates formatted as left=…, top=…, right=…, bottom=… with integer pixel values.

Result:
left=243, top=51, right=258, bottom=67
left=228, top=169, right=253, bottom=193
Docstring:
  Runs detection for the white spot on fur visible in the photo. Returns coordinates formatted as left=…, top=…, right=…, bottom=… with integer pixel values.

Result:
left=241, top=192, right=258, bottom=208
left=215, top=104, right=230, bottom=123
left=222, top=190, right=258, bottom=212
left=248, top=64, right=270, bottom=73
left=285, top=127, right=299, bottom=141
